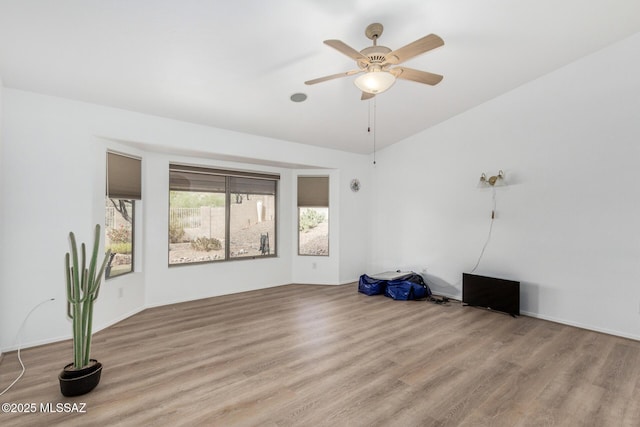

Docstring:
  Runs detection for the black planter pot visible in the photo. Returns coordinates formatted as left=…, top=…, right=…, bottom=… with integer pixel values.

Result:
left=58, top=359, right=103, bottom=397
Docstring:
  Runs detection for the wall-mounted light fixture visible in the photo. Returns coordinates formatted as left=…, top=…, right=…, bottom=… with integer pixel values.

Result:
left=478, top=170, right=505, bottom=187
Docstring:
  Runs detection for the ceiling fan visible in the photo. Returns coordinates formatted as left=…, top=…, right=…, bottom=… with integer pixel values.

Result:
left=305, top=23, right=444, bottom=100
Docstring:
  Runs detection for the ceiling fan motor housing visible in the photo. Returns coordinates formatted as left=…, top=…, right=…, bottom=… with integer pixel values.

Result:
left=358, top=45, right=392, bottom=69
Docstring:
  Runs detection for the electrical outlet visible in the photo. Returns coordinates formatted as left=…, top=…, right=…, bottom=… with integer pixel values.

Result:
left=312, top=262, right=317, bottom=269
left=118, top=287, right=124, bottom=298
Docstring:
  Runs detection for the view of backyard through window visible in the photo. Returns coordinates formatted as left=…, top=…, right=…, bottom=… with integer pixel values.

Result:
left=299, top=207, right=329, bottom=256
left=105, top=198, right=134, bottom=278
left=169, top=190, right=276, bottom=264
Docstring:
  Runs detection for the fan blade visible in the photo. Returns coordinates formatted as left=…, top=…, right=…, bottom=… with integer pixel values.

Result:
left=391, top=67, right=443, bottom=85
left=305, top=70, right=361, bottom=85
left=361, top=92, right=375, bottom=101
left=384, top=34, right=444, bottom=65
left=324, top=40, right=370, bottom=63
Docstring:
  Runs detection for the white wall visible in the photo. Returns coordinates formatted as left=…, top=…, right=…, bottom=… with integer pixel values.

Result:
left=143, top=153, right=293, bottom=307
left=0, top=74, right=4, bottom=358
left=339, top=165, right=372, bottom=284
left=370, top=33, right=640, bottom=340
left=290, top=163, right=373, bottom=285
left=0, top=90, right=371, bottom=351
left=291, top=169, right=341, bottom=285
left=7, top=31, right=637, bottom=353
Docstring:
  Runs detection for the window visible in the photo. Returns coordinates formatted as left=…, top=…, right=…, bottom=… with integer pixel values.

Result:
left=105, top=199, right=134, bottom=278
left=169, top=164, right=278, bottom=265
left=105, top=151, right=141, bottom=278
left=297, top=176, right=329, bottom=256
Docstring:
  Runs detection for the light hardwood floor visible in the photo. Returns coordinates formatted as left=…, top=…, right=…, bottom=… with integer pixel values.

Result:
left=1, top=283, right=639, bottom=426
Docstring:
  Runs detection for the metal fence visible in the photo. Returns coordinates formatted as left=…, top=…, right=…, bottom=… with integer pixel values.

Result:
left=170, top=207, right=202, bottom=228
left=105, top=207, right=116, bottom=228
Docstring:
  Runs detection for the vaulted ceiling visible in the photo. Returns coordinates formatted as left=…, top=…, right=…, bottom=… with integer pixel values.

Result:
left=1, top=1, right=639, bottom=154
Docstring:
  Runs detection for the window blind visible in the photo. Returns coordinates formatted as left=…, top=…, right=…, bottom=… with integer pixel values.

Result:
left=297, top=176, right=329, bottom=207
left=169, top=164, right=279, bottom=194
left=106, top=151, right=142, bottom=200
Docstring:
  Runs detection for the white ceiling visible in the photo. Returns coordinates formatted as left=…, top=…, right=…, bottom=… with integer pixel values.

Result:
left=1, top=0, right=639, bottom=154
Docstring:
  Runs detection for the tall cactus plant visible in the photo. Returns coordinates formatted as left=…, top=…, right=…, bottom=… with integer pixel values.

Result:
left=65, top=224, right=111, bottom=369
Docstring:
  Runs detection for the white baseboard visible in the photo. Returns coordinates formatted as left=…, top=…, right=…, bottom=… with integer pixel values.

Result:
left=3, top=290, right=637, bottom=354
left=520, top=310, right=640, bottom=342
left=433, top=294, right=639, bottom=342
left=73, top=299, right=640, bottom=346
left=431, top=291, right=461, bottom=301
left=93, top=306, right=147, bottom=335
left=0, top=306, right=146, bottom=354
left=1, top=333, right=71, bottom=353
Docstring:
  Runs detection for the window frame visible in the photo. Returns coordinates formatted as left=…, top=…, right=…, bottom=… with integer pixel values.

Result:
left=297, top=206, right=329, bottom=257
left=105, top=150, right=141, bottom=280
left=297, top=175, right=330, bottom=257
left=168, top=164, right=279, bottom=266
left=105, top=197, right=135, bottom=279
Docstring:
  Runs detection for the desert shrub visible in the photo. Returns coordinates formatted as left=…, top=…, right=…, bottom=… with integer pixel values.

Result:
left=169, top=219, right=186, bottom=243
left=191, top=236, right=222, bottom=252
left=170, top=191, right=225, bottom=208
left=299, top=209, right=326, bottom=232
left=107, top=242, right=132, bottom=254
left=108, top=225, right=131, bottom=244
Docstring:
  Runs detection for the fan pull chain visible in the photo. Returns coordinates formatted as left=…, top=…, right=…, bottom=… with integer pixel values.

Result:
left=367, top=97, right=371, bottom=134
left=366, top=98, right=377, bottom=165
left=373, top=97, right=377, bottom=165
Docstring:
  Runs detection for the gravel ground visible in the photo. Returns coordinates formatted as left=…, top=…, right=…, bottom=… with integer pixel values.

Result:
left=169, top=220, right=275, bottom=263
left=299, top=221, right=329, bottom=255
left=169, top=219, right=329, bottom=263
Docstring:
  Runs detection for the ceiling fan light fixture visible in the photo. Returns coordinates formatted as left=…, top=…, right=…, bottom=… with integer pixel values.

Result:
left=354, top=70, right=396, bottom=94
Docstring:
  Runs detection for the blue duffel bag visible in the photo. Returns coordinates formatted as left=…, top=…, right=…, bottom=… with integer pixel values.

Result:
left=358, top=274, right=386, bottom=296
left=384, top=275, right=431, bottom=300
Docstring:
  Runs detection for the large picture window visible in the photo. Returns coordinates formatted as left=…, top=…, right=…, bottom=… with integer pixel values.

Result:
left=297, top=176, right=329, bottom=256
left=169, top=164, right=278, bottom=265
left=105, top=151, right=141, bottom=279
